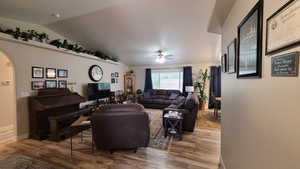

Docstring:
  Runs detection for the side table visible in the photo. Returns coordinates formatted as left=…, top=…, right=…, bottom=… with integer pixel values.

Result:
left=163, top=113, right=183, bottom=140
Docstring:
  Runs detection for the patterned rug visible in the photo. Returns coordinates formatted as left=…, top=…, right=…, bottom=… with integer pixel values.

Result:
left=146, top=109, right=173, bottom=150
left=0, top=155, right=67, bottom=169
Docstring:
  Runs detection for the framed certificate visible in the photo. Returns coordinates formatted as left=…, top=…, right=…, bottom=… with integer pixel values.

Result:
left=237, top=0, right=263, bottom=78
left=266, top=0, right=300, bottom=55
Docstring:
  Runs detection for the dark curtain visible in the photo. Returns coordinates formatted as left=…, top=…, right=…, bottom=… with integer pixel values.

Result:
left=209, top=66, right=221, bottom=109
left=182, top=66, right=193, bottom=96
left=144, top=68, right=153, bottom=91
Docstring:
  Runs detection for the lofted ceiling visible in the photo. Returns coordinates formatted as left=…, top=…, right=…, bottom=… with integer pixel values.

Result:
left=0, top=0, right=222, bottom=66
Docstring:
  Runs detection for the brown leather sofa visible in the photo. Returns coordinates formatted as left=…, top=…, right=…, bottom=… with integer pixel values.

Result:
left=91, top=104, right=150, bottom=152
left=138, top=89, right=185, bottom=109
left=163, top=93, right=199, bottom=132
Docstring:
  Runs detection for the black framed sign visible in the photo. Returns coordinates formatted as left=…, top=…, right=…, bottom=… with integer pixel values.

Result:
left=31, top=81, right=44, bottom=90
left=237, top=0, right=263, bottom=78
left=271, top=52, right=299, bottom=77
left=227, top=39, right=237, bottom=73
left=266, top=0, right=300, bottom=55
left=58, top=80, right=67, bottom=88
left=221, top=54, right=227, bottom=73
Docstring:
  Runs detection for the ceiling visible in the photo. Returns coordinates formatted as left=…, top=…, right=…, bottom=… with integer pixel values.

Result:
left=0, top=0, right=222, bottom=66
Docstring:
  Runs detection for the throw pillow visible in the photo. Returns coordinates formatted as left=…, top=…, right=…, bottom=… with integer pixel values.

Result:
left=169, top=93, right=178, bottom=100
left=143, top=92, right=151, bottom=99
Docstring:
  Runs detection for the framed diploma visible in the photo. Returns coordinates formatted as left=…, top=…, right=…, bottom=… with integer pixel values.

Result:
left=227, top=39, right=237, bottom=73
left=266, top=0, right=300, bottom=55
left=237, top=0, right=263, bottom=78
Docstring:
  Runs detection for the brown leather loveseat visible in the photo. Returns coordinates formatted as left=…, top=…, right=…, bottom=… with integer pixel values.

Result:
left=91, top=104, right=150, bottom=152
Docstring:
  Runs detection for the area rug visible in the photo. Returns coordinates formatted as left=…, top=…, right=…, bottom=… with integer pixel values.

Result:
left=0, top=155, right=67, bottom=169
left=146, top=109, right=173, bottom=150
left=148, top=126, right=173, bottom=150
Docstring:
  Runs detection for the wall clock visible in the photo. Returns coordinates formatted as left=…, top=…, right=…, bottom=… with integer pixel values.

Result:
left=89, top=65, right=103, bottom=82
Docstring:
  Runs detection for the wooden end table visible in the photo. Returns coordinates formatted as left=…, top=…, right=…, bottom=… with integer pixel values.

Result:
left=163, top=112, right=183, bottom=140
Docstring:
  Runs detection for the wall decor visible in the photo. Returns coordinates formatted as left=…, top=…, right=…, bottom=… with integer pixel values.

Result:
left=111, top=73, right=115, bottom=78
left=266, top=0, right=300, bottom=55
left=115, top=72, right=119, bottom=77
left=57, top=69, right=68, bottom=78
left=115, top=78, right=119, bottom=84
left=88, top=65, right=103, bottom=82
left=58, top=80, right=67, bottom=88
left=31, top=81, right=44, bottom=90
left=227, top=39, right=237, bottom=73
left=237, top=0, right=263, bottom=78
left=45, top=80, right=57, bottom=88
left=32, top=66, right=44, bottom=78
left=46, top=68, right=57, bottom=78
left=271, top=52, right=299, bottom=77
left=221, top=54, right=227, bottom=73
left=111, top=78, right=116, bottom=84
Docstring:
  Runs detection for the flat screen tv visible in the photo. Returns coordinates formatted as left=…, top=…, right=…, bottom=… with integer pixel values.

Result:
left=87, top=83, right=111, bottom=101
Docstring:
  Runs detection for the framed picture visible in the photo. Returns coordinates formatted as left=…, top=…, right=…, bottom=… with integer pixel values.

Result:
left=111, top=73, right=115, bottom=78
left=237, top=0, right=263, bottom=78
left=31, top=81, right=44, bottom=90
left=45, top=80, right=57, bottom=88
left=46, top=68, right=57, bottom=78
left=266, top=0, right=300, bottom=55
left=58, top=80, right=67, bottom=88
left=115, top=78, right=119, bottom=84
left=115, top=72, right=119, bottom=77
left=221, top=54, right=227, bottom=73
left=227, top=39, right=237, bottom=73
left=57, top=69, right=68, bottom=78
left=32, top=67, right=44, bottom=78
left=111, top=78, right=115, bottom=84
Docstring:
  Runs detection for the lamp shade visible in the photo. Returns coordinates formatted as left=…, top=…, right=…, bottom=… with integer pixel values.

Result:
left=185, top=86, right=194, bottom=93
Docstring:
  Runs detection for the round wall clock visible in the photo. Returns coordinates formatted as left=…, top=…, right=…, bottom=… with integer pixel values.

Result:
left=89, top=65, right=103, bottom=82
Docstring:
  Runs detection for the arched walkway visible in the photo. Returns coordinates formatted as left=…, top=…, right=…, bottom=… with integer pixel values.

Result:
left=0, top=50, right=17, bottom=144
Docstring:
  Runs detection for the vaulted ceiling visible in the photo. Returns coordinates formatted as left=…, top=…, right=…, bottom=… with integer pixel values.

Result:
left=0, top=0, right=227, bottom=66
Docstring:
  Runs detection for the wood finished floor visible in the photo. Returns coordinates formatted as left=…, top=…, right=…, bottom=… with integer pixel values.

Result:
left=0, top=109, right=220, bottom=169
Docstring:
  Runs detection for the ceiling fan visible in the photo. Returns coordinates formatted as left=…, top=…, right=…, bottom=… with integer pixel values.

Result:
left=155, top=50, right=174, bottom=63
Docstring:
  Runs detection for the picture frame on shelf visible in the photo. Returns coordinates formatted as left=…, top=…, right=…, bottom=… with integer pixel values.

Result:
left=46, top=68, right=57, bottom=78
left=237, top=0, right=263, bottom=78
left=227, top=39, right=237, bottom=73
left=58, top=80, right=67, bottom=88
left=45, top=80, right=57, bottom=88
left=266, top=0, right=300, bottom=55
left=31, top=81, right=44, bottom=90
left=115, top=72, right=119, bottom=77
left=221, top=54, right=227, bottom=73
left=32, top=66, right=44, bottom=78
left=111, top=78, right=115, bottom=84
left=57, top=69, right=68, bottom=78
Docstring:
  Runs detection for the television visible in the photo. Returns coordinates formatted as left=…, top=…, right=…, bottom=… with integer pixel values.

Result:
left=87, top=83, right=111, bottom=101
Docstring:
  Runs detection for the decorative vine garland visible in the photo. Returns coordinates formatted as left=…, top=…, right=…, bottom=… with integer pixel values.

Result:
left=0, top=27, right=119, bottom=62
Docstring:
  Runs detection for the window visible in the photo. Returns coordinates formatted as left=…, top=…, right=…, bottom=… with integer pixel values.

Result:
left=151, top=68, right=183, bottom=91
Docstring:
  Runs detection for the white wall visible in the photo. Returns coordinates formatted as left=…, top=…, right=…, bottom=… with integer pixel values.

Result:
left=221, top=0, right=300, bottom=169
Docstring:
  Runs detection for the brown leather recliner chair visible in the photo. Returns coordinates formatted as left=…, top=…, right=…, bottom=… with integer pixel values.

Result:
left=163, top=94, right=199, bottom=132
left=91, top=104, right=150, bottom=152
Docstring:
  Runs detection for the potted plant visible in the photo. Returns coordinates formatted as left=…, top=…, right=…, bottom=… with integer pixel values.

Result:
left=194, top=69, right=210, bottom=111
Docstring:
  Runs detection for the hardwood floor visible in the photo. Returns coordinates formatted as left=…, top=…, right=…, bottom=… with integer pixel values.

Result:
left=0, top=109, right=220, bottom=169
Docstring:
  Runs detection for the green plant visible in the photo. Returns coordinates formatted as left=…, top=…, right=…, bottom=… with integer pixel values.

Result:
left=49, top=39, right=62, bottom=48
left=194, top=69, right=210, bottom=101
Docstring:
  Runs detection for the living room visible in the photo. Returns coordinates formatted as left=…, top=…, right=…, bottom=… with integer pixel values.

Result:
left=1, top=0, right=299, bottom=169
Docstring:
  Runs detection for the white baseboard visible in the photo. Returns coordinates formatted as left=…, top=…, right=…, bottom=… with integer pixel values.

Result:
left=0, top=125, right=16, bottom=144
left=220, top=155, right=226, bottom=169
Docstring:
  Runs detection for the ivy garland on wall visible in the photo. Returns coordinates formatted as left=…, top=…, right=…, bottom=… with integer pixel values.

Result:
left=0, top=27, right=119, bottom=62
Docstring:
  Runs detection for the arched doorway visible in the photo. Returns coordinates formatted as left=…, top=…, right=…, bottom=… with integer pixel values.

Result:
left=0, top=51, right=17, bottom=144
